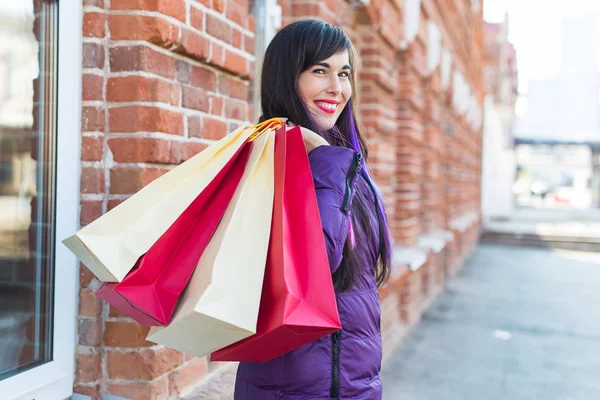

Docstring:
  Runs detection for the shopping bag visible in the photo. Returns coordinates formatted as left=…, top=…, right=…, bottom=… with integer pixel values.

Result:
left=94, top=141, right=254, bottom=326
left=146, top=128, right=275, bottom=357
left=62, top=124, right=255, bottom=282
left=210, top=124, right=341, bottom=363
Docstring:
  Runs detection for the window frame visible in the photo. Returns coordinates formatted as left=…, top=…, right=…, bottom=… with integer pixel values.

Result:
left=0, top=0, right=81, bottom=398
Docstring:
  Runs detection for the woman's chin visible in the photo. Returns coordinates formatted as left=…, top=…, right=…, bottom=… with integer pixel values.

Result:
left=314, top=117, right=336, bottom=131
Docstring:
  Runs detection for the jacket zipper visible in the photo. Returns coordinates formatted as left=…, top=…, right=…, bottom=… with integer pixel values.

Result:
left=330, top=330, right=341, bottom=398
left=332, top=153, right=360, bottom=398
left=341, top=152, right=363, bottom=214
left=361, top=169, right=385, bottom=253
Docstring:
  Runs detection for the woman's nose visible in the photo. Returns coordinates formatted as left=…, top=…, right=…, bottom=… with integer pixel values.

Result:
left=326, top=76, right=342, bottom=95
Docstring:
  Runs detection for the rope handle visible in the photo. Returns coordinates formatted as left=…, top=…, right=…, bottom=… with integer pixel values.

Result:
left=248, top=118, right=285, bottom=142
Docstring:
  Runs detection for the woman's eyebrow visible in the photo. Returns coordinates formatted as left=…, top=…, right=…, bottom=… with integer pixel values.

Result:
left=314, top=62, right=352, bottom=70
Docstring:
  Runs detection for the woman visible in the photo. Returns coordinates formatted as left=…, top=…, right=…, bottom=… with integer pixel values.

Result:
left=235, top=19, right=393, bottom=399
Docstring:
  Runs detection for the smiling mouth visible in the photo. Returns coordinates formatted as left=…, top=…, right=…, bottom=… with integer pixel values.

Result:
left=315, top=101, right=338, bottom=114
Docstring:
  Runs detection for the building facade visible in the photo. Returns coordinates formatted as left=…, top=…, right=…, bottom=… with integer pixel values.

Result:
left=0, top=0, right=484, bottom=399
left=481, top=14, right=518, bottom=221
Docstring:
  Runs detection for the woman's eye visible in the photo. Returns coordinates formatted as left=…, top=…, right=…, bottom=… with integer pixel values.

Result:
left=339, top=71, right=350, bottom=78
left=312, top=68, right=326, bottom=74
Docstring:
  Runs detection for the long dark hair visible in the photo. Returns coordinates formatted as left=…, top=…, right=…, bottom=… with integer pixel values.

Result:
left=260, top=19, right=392, bottom=291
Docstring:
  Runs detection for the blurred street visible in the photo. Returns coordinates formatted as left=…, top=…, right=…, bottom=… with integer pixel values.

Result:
left=382, top=244, right=600, bottom=400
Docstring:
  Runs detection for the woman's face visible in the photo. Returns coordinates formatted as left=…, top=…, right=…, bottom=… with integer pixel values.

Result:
left=297, top=50, right=352, bottom=131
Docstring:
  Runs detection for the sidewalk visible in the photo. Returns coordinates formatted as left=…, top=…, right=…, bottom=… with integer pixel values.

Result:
left=381, top=244, right=600, bottom=400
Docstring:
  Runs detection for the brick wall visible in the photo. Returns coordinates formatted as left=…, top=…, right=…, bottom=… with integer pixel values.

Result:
left=77, top=0, right=255, bottom=398
left=74, top=0, right=484, bottom=398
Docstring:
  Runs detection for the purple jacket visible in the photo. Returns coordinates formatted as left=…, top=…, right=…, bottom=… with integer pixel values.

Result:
left=235, top=146, right=383, bottom=399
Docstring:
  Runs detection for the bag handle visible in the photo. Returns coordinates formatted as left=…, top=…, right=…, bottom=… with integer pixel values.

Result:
left=248, top=118, right=284, bottom=142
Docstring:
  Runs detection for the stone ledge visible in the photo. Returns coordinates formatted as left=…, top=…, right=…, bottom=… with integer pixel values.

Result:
left=417, top=230, right=453, bottom=253
left=449, top=212, right=479, bottom=232
left=392, top=245, right=428, bottom=272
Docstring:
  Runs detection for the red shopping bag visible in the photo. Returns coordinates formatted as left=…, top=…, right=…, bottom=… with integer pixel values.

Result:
left=96, top=141, right=253, bottom=326
left=210, top=124, right=341, bottom=362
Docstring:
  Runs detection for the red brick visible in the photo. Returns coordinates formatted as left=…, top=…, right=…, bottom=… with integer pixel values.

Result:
left=83, top=42, right=105, bottom=69
left=76, top=353, right=101, bottom=383
left=248, top=14, right=255, bottom=32
left=209, top=95, right=223, bottom=115
left=107, top=348, right=182, bottom=380
left=107, top=199, right=127, bottom=211
left=225, top=99, right=247, bottom=120
left=234, top=0, right=249, bottom=9
left=182, top=86, right=210, bottom=112
left=83, top=12, right=106, bottom=38
left=82, top=74, right=103, bottom=101
left=176, top=60, right=191, bottom=84
left=174, top=30, right=209, bottom=62
left=188, top=115, right=202, bottom=138
left=232, top=28, right=242, bottom=49
left=210, top=42, right=225, bottom=67
left=82, top=107, right=105, bottom=132
left=79, top=318, right=103, bottom=346
left=80, top=288, right=103, bottom=317
left=214, top=0, right=225, bottom=13
left=168, top=373, right=177, bottom=397
left=244, top=34, right=255, bottom=53
left=206, top=14, right=230, bottom=42
left=110, top=46, right=177, bottom=79
left=109, top=167, right=167, bottom=194
left=80, top=200, right=103, bottom=226
left=218, top=76, right=248, bottom=100
left=227, top=120, right=244, bottom=133
left=81, top=136, right=104, bottom=161
left=103, top=321, right=154, bottom=347
left=291, top=3, right=323, bottom=19
left=191, top=116, right=227, bottom=140
left=226, top=2, right=246, bottom=28
left=182, top=142, right=209, bottom=161
left=170, top=141, right=184, bottom=164
left=108, top=137, right=181, bottom=164
left=190, top=6, right=204, bottom=31
left=80, top=263, right=96, bottom=288
left=107, top=76, right=179, bottom=105
left=225, top=50, right=248, bottom=77
left=110, top=0, right=186, bottom=22
left=175, top=358, right=208, bottom=395
left=248, top=58, right=256, bottom=81
left=83, top=0, right=104, bottom=7
left=170, top=23, right=181, bottom=45
left=190, top=66, right=217, bottom=91
left=109, top=106, right=184, bottom=135
left=80, top=167, right=105, bottom=194
left=107, top=377, right=169, bottom=400
left=109, top=15, right=173, bottom=47
left=73, top=385, right=101, bottom=400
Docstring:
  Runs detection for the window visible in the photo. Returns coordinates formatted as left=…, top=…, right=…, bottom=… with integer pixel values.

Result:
left=0, top=1, right=80, bottom=398
left=249, top=0, right=282, bottom=121
left=0, top=0, right=56, bottom=381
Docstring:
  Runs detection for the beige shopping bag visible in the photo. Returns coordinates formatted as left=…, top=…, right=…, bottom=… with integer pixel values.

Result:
left=146, top=129, right=275, bottom=358
left=62, top=124, right=254, bottom=282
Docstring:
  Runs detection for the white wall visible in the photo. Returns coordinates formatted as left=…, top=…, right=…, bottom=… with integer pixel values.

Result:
left=481, top=96, right=516, bottom=222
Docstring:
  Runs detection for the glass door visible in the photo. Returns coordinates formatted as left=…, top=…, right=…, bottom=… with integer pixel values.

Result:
left=0, top=0, right=57, bottom=380
left=0, top=0, right=79, bottom=398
